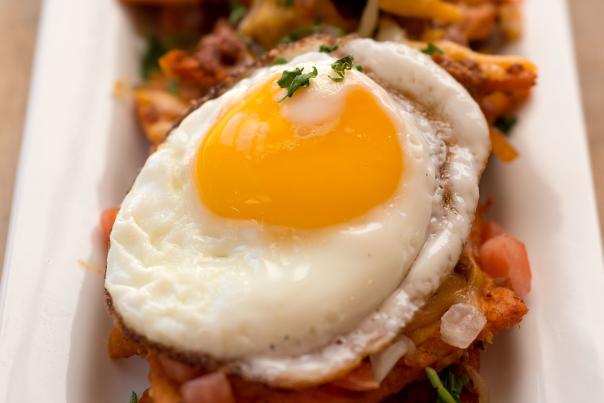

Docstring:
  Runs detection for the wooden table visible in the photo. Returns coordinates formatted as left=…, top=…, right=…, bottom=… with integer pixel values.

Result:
left=0, top=0, right=41, bottom=267
left=1, top=1, right=603, bottom=267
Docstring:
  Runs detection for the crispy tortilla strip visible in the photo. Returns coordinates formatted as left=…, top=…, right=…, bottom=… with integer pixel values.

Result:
left=108, top=325, right=146, bottom=359
left=148, top=352, right=182, bottom=403
left=133, top=89, right=190, bottom=145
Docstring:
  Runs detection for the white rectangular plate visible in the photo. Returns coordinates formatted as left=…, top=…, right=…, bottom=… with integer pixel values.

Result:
left=1, top=0, right=604, bottom=401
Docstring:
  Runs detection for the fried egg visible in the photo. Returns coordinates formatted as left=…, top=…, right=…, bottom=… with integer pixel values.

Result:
left=105, top=38, right=489, bottom=387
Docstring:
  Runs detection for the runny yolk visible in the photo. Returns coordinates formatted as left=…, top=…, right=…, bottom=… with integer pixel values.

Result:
left=194, top=79, right=404, bottom=229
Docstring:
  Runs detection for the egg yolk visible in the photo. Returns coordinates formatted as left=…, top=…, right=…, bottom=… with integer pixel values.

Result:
left=194, top=78, right=403, bottom=229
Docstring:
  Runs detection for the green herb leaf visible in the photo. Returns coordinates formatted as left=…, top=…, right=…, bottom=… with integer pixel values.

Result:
left=277, top=66, right=318, bottom=101
left=278, top=19, right=322, bottom=44
left=279, top=31, right=301, bottom=45
left=426, top=367, right=469, bottom=403
left=355, top=64, right=364, bottom=72
left=277, top=68, right=303, bottom=90
left=273, top=57, right=288, bottom=65
left=421, top=42, right=444, bottom=56
left=229, top=0, right=248, bottom=25
left=129, top=391, right=138, bottom=403
left=333, top=26, right=346, bottom=37
left=494, top=116, right=518, bottom=135
left=160, top=33, right=198, bottom=51
left=329, top=55, right=355, bottom=82
left=319, top=44, right=339, bottom=53
left=167, top=78, right=180, bottom=96
left=425, top=367, right=459, bottom=403
left=278, top=0, right=294, bottom=7
left=141, top=37, right=166, bottom=80
left=444, top=368, right=469, bottom=403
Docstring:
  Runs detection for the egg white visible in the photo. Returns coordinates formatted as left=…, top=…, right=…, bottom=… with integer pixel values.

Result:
left=105, top=39, right=489, bottom=386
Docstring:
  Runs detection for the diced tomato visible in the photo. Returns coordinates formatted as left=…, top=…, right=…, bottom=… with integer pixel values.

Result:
left=482, top=220, right=505, bottom=242
left=479, top=234, right=531, bottom=295
left=181, top=372, right=235, bottom=403
left=107, top=326, right=143, bottom=359
left=331, top=363, right=380, bottom=391
left=100, top=207, right=119, bottom=245
left=158, top=354, right=203, bottom=384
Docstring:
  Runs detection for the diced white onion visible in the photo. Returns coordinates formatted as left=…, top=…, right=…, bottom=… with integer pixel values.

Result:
left=358, top=0, right=380, bottom=37
left=440, top=303, right=486, bottom=349
left=376, top=17, right=407, bottom=42
left=370, top=335, right=416, bottom=383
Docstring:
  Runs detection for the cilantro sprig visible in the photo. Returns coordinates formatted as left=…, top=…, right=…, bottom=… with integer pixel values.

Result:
left=329, top=55, right=358, bottom=82
left=229, top=0, right=247, bottom=25
left=278, top=16, right=347, bottom=44
left=141, top=37, right=166, bottom=79
left=279, top=22, right=321, bottom=44
left=426, top=367, right=469, bottom=403
left=277, top=66, right=318, bottom=101
left=422, top=42, right=444, bottom=56
left=319, top=44, right=339, bottom=53
left=129, top=391, right=138, bottom=403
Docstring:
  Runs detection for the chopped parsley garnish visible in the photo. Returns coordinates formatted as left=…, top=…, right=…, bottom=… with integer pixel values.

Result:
left=141, top=37, right=166, bottom=79
left=329, top=55, right=355, bottom=82
left=167, top=78, right=180, bottom=95
left=441, top=368, right=469, bottom=403
left=273, top=57, right=288, bottom=65
left=277, top=17, right=346, bottom=45
left=278, top=30, right=302, bottom=45
left=355, top=64, right=364, bottom=72
left=129, top=391, right=138, bottom=403
left=333, top=26, right=346, bottom=37
left=425, top=367, right=469, bottom=403
left=229, top=0, right=247, bottom=25
left=277, top=66, right=318, bottom=101
left=278, top=20, right=322, bottom=44
left=494, top=116, right=518, bottom=135
left=421, top=42, right=444, bottom=56
left=278, top=0, right=294, bottom=7
left=319, top=44, right=339, bottom=53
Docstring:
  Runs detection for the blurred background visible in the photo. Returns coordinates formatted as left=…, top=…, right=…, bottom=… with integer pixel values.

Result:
left=0, top=0, right=602, bottom=267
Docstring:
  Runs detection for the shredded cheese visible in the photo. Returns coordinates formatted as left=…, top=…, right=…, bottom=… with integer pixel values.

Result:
left=406, top=40, right=537, bottom=81
left=379, top=0, right=462, bottom=23
left=435, top=40, right=536, bottom=72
